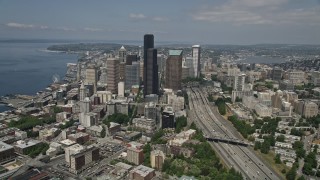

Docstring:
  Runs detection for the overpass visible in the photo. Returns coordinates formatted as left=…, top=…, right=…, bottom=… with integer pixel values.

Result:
left=204, top=135, right=252, bottom=146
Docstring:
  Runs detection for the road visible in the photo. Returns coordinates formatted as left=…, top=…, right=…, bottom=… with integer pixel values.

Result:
left=187, top=87, right=281, bottom=180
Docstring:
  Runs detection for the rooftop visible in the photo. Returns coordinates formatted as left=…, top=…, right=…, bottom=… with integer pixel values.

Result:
left=169, top=50, right=183, bottom=56
left=131, top=165, right=155, bottom=177
left=14, top=139, right=41, bottom=149
left=60, top=139, right=76, bottom=146
left=115, top=162, right=132, bottom=171
left=0, top=141, right=13, bottom=152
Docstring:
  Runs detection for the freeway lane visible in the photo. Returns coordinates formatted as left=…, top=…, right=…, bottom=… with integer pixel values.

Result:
left=187, top=87, right=281, bottom=180
left=188, top=89, right=253, bottom=179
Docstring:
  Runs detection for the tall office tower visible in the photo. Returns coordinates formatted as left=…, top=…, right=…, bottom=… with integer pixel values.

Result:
left=125, top=61, right=140, bottom=89
left=234, top=74, right=246, bottom=91
left=119, top=62, right=126, bottom=81
left=107, top=58, right=120, bottom=94
left=272, top=67, right=283, bottom=81
left=76, top=63, right=81, bottom=81
left=126, top=55, right=138, bottom=65
left=192, top=45, right=201, bottom=78
left=143, top=34, right=159, bottom=96
left=157, top=54, right=165, bottom=74
left=185, top=57, right=194, bottom=78
left=139, top=61, right=144, bottom=81
left=165, top=50, right=183, bottom=91
left=161, top=106, right=175, bottom=129
left=99, top=68, right=108, bottom=85
left=118, top=46, right=127, bottom=63
left=85, top=65, right=98, bottom=93
left=181, top=66, right=190, bottom=80
left=79, top=83, right=86, bottom=101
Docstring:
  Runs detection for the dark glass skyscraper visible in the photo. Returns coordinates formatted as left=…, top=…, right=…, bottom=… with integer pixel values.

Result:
left=143, top=34, right=159, bottom=96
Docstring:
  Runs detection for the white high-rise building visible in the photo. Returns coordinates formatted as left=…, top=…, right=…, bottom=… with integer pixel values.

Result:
left=79, top=83, right=86, bottom=101
left=118, top=82, right=125, bottom=97
left=119, top=46, right=127, bottom=63
left=234, top=74, right=246, bottom=91
left=192, top=45, right=201, bottom=78
left=80, top=97, right=91, bottom=113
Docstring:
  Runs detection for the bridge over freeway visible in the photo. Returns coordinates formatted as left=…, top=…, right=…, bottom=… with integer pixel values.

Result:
left=204, top=135, right=253, bottom=146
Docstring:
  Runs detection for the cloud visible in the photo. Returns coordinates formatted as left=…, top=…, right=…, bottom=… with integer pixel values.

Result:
left=231, top=0, right=288, bottom=8
left=6, top=22, right=35, bottom=28
left=129, top=13, right=146, bottom=20
left=152, top=17, right=168, bottom=22
left=56, top=27, right=76, bottom=31
left=192, top=0, right=320, bottom=26
left=83, top=27, right=103, bottom=32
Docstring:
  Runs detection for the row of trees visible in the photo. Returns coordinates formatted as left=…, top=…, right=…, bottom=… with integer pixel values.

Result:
left=103, top=113, right=130, bottom=126
left=151, top=129, right=167, bottom=144
left=303, top=151, right=318, bottom=176
left=228, top=116, right=255, bottom=138
left=59, top=120, right=75, bottom=129
left=8, top=116, right=56, bottom=131
left=25, top=143, right=49, bottom=158
left=216, top=98, right=226, bottom=115
left=175, top=116, right=187, bottom=133
left=254, top=135, right=275, bottom=154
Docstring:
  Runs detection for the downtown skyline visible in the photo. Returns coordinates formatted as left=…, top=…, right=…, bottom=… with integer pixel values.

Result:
left=0, top=0, right=320, bottom=45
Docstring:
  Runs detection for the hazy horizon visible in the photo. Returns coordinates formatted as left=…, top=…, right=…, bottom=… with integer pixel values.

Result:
left=1, top=0, right=320, bottom=45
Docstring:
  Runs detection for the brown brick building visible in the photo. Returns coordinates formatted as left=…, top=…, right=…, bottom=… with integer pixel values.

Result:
left=165, top=50, right=183, bottom=91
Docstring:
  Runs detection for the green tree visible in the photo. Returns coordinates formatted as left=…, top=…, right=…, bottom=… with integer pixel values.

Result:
left=293, top=141, right=306, bottom=158
left=260, top=140, right=270, bottom=154
left=276, top=135, right=285, bottom=142
left=274, top=154, right=281, bottom=164
left=254, top=142, right=261, bottom=150
left=208, top=94, right=214, bottom=102
left=101, top=126, right=106, bottom=138
left=103, top=113, right=130, bottom=125
left=143, top=144, right=152, bottom=167
left=286, top=166, right=297, bottom=180
left=53, top=106, right=63, bottom=113
left=175, top=116, right=187, bottom=133
left=297, top=176, right=306, bottom=180
left=235, top=97, right=242, bottom=102
left=302, top=163, right=313, bottom=175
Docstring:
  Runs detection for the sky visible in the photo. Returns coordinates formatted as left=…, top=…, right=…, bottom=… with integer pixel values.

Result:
left=0, top=0, right=320, bottom=45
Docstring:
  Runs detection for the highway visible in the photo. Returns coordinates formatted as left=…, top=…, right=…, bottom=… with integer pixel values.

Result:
left=187, top=87, right=281, bottom=180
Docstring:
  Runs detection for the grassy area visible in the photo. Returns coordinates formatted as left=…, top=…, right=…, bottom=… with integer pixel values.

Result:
left=254, top=150, right=289, bottom=180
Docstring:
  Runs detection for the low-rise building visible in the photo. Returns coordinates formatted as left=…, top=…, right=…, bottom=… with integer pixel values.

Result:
left=275, top=148, right=297, bottom=159
left=68, top=132, right=90, bottom=145
left=254, top=103, right=272, bottom=117
left=46, top=142, right=63, bottom=157
left=0, top=141, right=15, bottom=163
left=86, top=125, right=104, bottom=137
left=39, top=128, right=60, bottom=141
left=13, top=139, right=41, bottom=155
left=114, top=131, right=142, bottom=142
left=108, top=122, right=121, bottom=136
left=129, top=165, right=155, bottom=180
left=275, top=142, right=293, bottom=149
left=132, top=117, right=156, bottom=133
